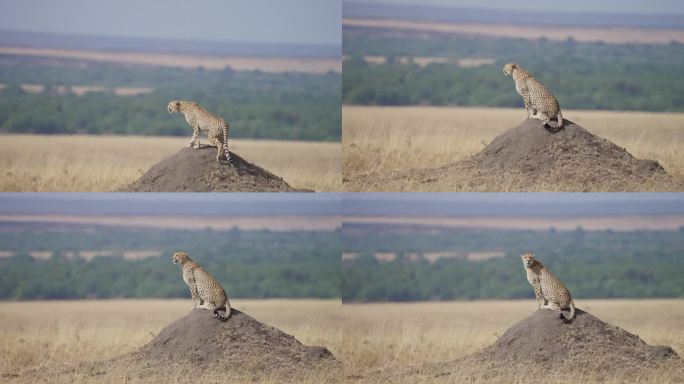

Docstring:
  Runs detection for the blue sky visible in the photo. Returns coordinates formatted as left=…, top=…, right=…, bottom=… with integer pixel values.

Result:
left=348, top=0, right=684, bottom=15
left=0, top=0, right=341, bottom=45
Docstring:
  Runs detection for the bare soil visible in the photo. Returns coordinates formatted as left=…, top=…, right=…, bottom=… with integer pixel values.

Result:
left=347, top=119, right=680, bottom=191
left=122, top=145, right=310, bottom=192
left=85, top=309, right=339, bottom=381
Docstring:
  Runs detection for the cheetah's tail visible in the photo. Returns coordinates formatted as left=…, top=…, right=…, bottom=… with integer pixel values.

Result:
left=222, top=122, right=233, bottom=166
left=563, top=300, right=576, bottom=322
left=557, top=110, right=564, bottom=129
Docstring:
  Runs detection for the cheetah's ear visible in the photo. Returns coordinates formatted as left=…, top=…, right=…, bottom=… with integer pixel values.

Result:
left=511, top=64, right=518, bottom=69
left=176, top=101, right=181, bottom=106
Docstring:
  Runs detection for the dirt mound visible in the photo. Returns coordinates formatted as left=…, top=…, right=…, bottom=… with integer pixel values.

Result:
left=429, top=119, right=679, bottom=191
left=346, top=119, right=681, bottom=191
left=458, top=308, right=680, bottom=379
left=122, top=146, right=310, bottom=192
left=472, top=308, right=678, bottom=368
left=97, top=309, right=338, bottom=381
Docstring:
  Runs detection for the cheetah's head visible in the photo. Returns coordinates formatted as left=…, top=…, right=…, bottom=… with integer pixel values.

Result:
left=171, top=251, right=191, bottom=265
left=502, top=63, right=518, bottom=76
left=167, top=100, right=181, bottom=113
left=521, top=252, right=536, bottom=268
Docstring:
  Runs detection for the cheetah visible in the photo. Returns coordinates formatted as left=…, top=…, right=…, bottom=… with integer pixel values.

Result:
left=171, top=251, right=232, bottom=320
left=167, top=100, right=233, bottom=164
left=521, top=252, right=576, bottom=321
left=503, top=63, right=564, bottom=130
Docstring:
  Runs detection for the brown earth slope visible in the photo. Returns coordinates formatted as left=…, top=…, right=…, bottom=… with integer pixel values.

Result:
left=345, top=119, right=679, bottom=191
left=122, top=146, right=310, bottom=192
left=86, top=309, right=339, bottom=381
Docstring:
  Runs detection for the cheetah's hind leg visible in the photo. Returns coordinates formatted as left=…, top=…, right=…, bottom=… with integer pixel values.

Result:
left=533, top=112, right=551, bottom=127
left=213, top=306, right=231, bottom=321
left=543, top=302, right=565, bottom=319
left=535, top=112, right=561, bottom=132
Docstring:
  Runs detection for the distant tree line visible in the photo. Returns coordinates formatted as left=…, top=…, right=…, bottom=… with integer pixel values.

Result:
left=343, top=29, right=684, bottom=111
left=0, top=57, right=341, bottom=141
left=343, top=224, right=684, bottom=301
left=0, top=224, right=341, bottom=300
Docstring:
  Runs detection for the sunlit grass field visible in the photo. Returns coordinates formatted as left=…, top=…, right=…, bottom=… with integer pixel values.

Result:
left=0, top=135, right=341, bottom=192
left=341, top=300, right=684, bottom=383
left=343, top=106, right=684, bottom=191
left=0, top=299, right=341, bottom=383
left=2, top=299, right=682, bottom=383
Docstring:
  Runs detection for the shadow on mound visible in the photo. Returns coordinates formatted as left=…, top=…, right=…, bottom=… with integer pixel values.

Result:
left=121, top=146, right=311, bottom=192
left=439, top=308, right=681, bottom=380
left=100, top=309, right=339, bottom=380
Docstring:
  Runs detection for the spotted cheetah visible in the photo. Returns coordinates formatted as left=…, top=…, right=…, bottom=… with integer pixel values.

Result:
left=171, top=251, right=232, bottom=320
left=503, top=63, right=564, bottom=130
left=521, top=252, right=576, bottom=321
left=167, top=100, right=233, bottom=164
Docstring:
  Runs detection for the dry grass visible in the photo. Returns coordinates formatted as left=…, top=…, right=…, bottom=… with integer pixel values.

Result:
left=340, top=300, right=684, bottom=383
left=343, top=18, right=684, bottom=44
left=343, top=106, right=684, bottom=191
left=0, top=299, right=341, bottom=383
left=2, top=299, right=682, bottom=383
left=0, top=134, right=340, bottom=192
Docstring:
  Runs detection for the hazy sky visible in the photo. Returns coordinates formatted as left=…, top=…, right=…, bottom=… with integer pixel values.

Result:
left=0, top=0, right=341, bottom=45
left=348, top=0, right=684, bottom=15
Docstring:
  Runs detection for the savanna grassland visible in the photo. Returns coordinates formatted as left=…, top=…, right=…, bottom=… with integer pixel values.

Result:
left=342, top=106, right=684, bottom=191
left=0, top=299, right=342, bottom=384
left=0, top=134, right=341, bottom=192
left=341, top=300, right=684, bottom=383
left=3, top=300, right=681, bottom=383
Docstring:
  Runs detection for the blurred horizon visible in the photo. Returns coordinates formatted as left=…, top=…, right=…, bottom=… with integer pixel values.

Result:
left=0, top=193, right=342, bottom=216
left=343, top=193, right=684, bottom=217
left=345, top=0, right=684, bottom=16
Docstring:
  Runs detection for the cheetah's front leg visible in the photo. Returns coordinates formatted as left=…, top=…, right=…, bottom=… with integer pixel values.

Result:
left=533, top=283, right=544, bottom=310
left=216, top=143, right=224, bottom=163
left=520, top=84, right=532, bottom=118
left=189, top=126, right=201, bottom=149
left=189, top=283, right=200, bottom=309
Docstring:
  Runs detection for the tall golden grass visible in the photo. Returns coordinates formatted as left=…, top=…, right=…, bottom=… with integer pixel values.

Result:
left=0, top=299, right=341, bottom=384
left=0, top=135, right=340, bottom=192
left=2, top=299, right=681, bottom=383
left=341, top=300, right=684, bottom=383
left=343, top=106, right=684, bottom=191
left=3, top=299, right=681, bottom=383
